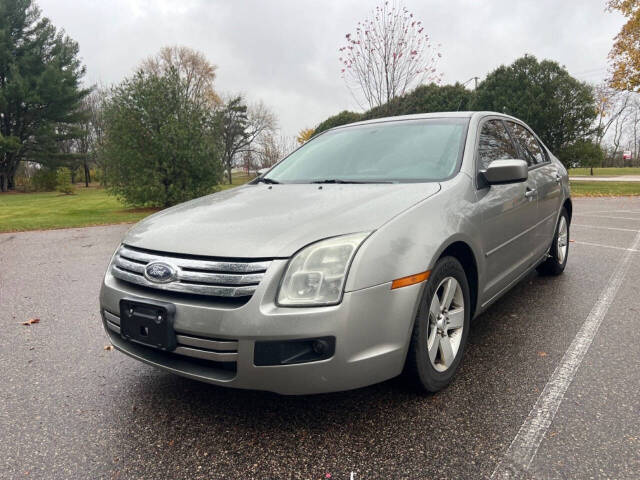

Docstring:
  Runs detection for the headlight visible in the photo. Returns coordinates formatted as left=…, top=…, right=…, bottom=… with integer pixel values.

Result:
left=276, top=232, right=370, bottom=306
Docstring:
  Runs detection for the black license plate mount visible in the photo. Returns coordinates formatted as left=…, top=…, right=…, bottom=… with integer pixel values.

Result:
left=119, top=298, right=177, bottom=351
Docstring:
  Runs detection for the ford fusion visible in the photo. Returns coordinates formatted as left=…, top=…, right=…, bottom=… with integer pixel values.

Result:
left=100, top=112, right=571, bottom=394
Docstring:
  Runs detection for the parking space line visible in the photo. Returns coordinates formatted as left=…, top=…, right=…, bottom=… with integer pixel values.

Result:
left=571, top=224, right=640, bottom=232
left=576, top=210, right=640, bottom=215
left=574, top=214, right=640, bottom=221
left=491, top=230, right=640, bottom=480
left=573, top=241, right=640, bottom=253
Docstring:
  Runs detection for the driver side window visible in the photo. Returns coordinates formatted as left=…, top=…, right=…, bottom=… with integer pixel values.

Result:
left=477, top=119, right=518, bottom=170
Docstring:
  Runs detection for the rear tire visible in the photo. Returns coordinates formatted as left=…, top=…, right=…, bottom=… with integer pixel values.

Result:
left=537, top=207, right=569, bottom=276
left=405, top=256, right=471, bottom=393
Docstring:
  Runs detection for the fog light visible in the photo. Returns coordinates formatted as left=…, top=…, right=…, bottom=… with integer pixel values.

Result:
left=312, top=339, right=330, bottom=355
left=254, top=337, right=336, bottom=366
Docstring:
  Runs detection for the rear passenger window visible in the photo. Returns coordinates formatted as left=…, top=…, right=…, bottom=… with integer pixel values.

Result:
left=507, top=122, right=548, bottom=166
left=477, top=120, right=518, bottom=170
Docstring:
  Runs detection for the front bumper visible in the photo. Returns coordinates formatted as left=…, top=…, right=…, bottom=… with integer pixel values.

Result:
left=99, top=260, right=423, bottom=395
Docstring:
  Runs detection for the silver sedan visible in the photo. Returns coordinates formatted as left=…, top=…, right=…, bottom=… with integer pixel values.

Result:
left=100, top=111, right=571, bottom=394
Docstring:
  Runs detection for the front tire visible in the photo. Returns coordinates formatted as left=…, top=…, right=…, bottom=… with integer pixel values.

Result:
left=405, top=256, right=471, bottom=392
left=537, top=207, right=569, bottom=276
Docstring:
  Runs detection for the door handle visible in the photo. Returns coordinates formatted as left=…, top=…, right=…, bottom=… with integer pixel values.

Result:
left=554, top=174, right=562, bottom=183
left=525, top=188, right=537, bottom=199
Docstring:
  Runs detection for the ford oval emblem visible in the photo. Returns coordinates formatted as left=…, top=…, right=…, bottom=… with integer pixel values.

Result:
left=144, top=262, right=177, bottom=283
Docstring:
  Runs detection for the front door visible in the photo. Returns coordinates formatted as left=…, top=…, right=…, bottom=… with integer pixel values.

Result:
left=475, top=119, right=539, bottom=303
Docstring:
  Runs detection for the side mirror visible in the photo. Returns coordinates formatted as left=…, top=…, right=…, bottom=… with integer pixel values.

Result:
left=481, top=159, right=528, bottom=185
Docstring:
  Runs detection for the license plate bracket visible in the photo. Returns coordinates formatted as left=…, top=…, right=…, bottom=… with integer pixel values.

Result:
left=119, top=298, right=177, bottom=351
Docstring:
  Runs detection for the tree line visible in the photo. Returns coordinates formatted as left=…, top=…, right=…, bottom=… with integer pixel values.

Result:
left=3, top=0, right=640, bottom=204
left=313, top=54, right=640, bottom=171
left=309, top=1, right=640, bottom=172
left=0, top=0, right=291, bottom=205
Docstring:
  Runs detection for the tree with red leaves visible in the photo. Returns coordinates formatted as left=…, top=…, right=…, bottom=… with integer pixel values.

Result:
left=339, top=1, right=442, bottom=109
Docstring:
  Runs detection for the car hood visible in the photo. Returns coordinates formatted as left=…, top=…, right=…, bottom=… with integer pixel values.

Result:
left=123, top=183, right=441, bottom=258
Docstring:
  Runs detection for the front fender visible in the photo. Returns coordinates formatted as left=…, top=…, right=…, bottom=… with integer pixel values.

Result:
left=345, top=174, right=481, bottom=293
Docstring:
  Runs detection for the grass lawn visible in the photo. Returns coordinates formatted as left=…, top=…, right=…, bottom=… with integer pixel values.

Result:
left=568, top=167, right=640, bottom=176
left=4, top=173, right=633, bottom=233
left=0, top=173, right=255, bottom=233
left=570, top=180, right=640, bottom=197
left=220, top=173, right=255, bottom=190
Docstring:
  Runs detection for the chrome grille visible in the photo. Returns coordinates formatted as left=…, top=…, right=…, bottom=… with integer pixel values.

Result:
left=111, top=245, right=271, bottom=298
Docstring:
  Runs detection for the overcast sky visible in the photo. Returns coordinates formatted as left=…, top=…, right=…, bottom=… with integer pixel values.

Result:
left=38, top=0, right=625, bottom=137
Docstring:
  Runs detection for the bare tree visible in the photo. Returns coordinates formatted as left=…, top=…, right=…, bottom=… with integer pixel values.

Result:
left=339, top=1, right=442, bottom=109
left=609, top=108, right=629, bottom=165
left=48, top=88, right=108, bottom=187
left=83, top=87, right=109, bottom=185
left=142, top=46, right=220, bottom=107
left=625, top=96, right=640, bottom=166
left=240, top=150, right=256, bottom=175
left=256, top=132, right=296, bottom=169
left=597, top=91, right=640, bottom=166
left=218, top=96, right=276, bottom=183
left=593, top=85, right=631, bottom=148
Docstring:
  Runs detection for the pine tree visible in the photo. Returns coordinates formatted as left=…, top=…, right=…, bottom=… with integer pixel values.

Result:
left=0, top=0, right=89, bottom=191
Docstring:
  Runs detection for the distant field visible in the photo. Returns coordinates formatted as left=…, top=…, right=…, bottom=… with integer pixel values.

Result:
left=568, top=167, right=640, bottom=176
left=570, top=180, right=640, bottom=197
left=0, top=174, right=254, bottom=233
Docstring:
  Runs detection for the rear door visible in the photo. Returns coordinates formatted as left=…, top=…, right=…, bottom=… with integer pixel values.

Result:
left=475, top=118, right=539, bottom=303
left=505, top=121, right=562, bottom=255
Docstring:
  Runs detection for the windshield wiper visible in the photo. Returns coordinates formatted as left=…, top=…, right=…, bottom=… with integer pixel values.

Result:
left=254, top=177, right=280, bottom=184
left=310, top=179, right=393, bottom=184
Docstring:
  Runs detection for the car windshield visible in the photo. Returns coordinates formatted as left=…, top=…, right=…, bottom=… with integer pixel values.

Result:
left=263, top=118, right=469, bottom=184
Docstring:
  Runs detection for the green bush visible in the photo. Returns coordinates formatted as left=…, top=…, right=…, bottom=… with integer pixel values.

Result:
left=56, top=167, right=75, bottom=194
left=314, top=110, right=363, bottom=134
left=31, top=168, right=58, bottom=191
left=103, top=69, right=223, bottom=207
left=558, top=140, right=605, bottom=171
left=313, top=83, right=472, bottom=135
left=364, top=83, right=473, bottom=120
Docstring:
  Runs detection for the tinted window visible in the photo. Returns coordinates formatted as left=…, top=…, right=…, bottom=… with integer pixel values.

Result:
left=477, top=120, right=518, bottom=170
left=507, top=122, right=547, bottom=166
left=264, top=118, right=468, bottom=183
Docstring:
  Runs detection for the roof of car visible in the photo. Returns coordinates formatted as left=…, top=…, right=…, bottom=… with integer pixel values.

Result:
left=333, top=111, right=512, bottom=130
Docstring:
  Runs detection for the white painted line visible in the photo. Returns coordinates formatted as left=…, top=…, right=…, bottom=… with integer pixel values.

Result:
left=575, top=210, right=640, bottom=216
left=574, top=214, right=640, bottom=221
left=573, top=240, right=640, bottom=252
left=571, top=224, right=640, bottom=232
left=491, top=230, right=640, bottom=479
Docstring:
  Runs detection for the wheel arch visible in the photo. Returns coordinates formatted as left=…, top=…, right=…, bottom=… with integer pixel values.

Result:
left=436, top=240, right=479, bottom=320
left=563, top=197, right=573, bottom=224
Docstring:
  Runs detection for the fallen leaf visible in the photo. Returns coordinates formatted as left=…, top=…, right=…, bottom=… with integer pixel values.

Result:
left=168, top=440, right=174, bottom=447
left=537, top=351, right=548, bottom=357
left=104, top=344, right=114, bottom=351
left=21, top=318, right=40, bottom=326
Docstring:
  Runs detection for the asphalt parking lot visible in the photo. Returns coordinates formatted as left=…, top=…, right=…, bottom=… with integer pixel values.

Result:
left=1, top=196, right=639, bottom=480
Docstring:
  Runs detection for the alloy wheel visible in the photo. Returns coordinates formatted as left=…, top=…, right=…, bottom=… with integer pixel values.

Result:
left=557, top=215, right=568, bottom=264
left=427, top=277, right=465, bottom=372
